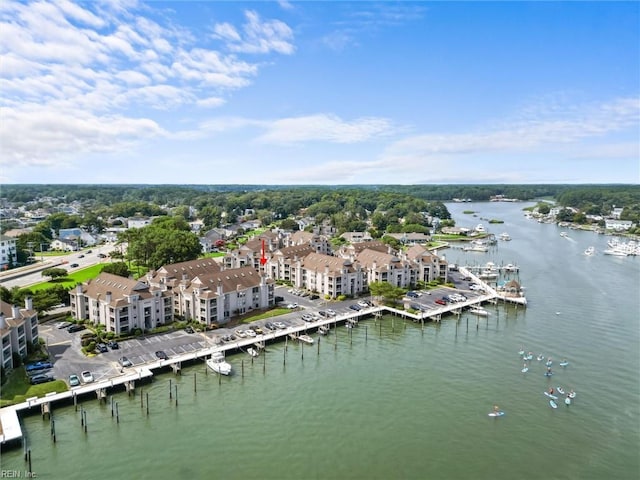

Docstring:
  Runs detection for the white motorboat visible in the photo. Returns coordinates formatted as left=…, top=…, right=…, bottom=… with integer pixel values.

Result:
left=499, top=232, right=511, bottom=241
left=206, top=352, right=232, bottom=375
left=318, top=325, right=330, bottom=335
left=584, top=246, right=595, bottom=256
left=603, top=248, right=628, bottom=257
left=247, top=348, right=259, bottom=358
left=560, top=232, right=568, bottom=238
left=463, top=243, right=489, bottom=252
left=503, top=263, right=519, bottom=272
left=298, top=334, right=314, bottom=344
left=469, top=307, right=490, bottom=317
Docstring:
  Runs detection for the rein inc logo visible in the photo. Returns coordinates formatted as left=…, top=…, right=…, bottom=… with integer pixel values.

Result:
left=0, top=471, right=37, bottom=478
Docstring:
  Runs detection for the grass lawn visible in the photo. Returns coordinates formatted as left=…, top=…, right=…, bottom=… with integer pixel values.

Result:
left=26, top=264, right=105, bottom=291
left=202, top=252, right=226, bottom=258
left=0, top=367, right=68, bottom=407
left=239, top=308, right=291, bottom=324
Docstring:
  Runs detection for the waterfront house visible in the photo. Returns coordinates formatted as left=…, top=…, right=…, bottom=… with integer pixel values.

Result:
left=0, top=298, right=39, bottom=370
left=70, top=273, right=173, bottom=335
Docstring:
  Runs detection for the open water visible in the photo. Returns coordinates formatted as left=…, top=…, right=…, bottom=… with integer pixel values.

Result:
left=1, top=202, right=639, bottom=480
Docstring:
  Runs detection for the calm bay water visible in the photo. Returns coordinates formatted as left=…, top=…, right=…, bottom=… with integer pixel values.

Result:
left=2, top=202, right=639, bottom=480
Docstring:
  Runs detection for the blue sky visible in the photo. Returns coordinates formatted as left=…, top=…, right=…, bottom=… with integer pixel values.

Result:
left=1, top=0, right=638, bottom=185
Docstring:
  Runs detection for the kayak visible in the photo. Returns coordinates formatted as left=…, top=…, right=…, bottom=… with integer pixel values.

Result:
left=557, top=387, right=565, bottom=395
left=544, top=391, right=558, bottom=400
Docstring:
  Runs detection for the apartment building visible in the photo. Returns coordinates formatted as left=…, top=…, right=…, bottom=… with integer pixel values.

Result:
left=0, top=298, right=39, bottom=370
left=69, top=272, right=173, bottom=335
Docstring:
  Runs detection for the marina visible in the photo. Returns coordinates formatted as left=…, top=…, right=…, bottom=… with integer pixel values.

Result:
left=0, top=201, right=637, bottom=480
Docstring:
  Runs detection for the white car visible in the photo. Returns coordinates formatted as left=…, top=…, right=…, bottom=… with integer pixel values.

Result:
left=81, top=371, right=94, bottom=383
left=273, top=321, right=286, bottom=329
left=235, top=329, right=247, bottom=338
left=287, top=303, right=298, bottom=309
left=326, top=309, right=336, bottom=316
left=245, top=329, right=257, bottom=337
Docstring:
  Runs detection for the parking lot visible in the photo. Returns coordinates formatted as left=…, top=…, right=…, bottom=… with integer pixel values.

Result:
left=38, top=276, right=488, bottom=388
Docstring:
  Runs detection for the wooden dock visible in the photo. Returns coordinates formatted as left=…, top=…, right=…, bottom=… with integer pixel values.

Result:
left=1, top=276, right=525, bottom=447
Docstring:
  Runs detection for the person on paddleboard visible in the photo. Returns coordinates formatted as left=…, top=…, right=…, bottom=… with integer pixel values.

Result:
left=549, top=387, right=554, bottom=395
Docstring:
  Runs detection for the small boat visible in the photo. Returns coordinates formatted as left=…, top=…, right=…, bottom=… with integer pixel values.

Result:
left=584, top=246, right=595, bottom=256
left=565, top=397, right=571, bottom=405
left=298, top=334, right=314, bottom=345
left=568, top=391, right=576, bottom=399
left=537, top=354, right=544, bottom=361
left=560, top=232, right=568, bottom=238
left=559, top=360, right=569, bottom=367
left=318, top=325, right=330, bottom=335
left=499, top=232, right=511, bottom=241
left=206, top=352, right=232, bottom=375
left=469, top=307, right=490, bottom=316
left=247, top=347, right=259, bottom=358
left=557, top=387, right=565, bottom=395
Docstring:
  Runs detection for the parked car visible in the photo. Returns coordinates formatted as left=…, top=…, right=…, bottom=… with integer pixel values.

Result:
left=86, top=250, right=92, bottom=254
left=318, top=311, right=328, bottom=317
left=273, top=321, right=286, bottom=329
left=68, top=374, right=80, bottom=387
left=349, top=304, right=362, bottom=311
left=96, top=343, right=108, bottom=353
left=81, top=371, right=94, bottom=383
left=119, top=357, right=133, bottom=367
left=407, top=291, right=419, bottom=298
left=55, top=321, right=72, bottom=329
left=78, top=254, right=85, bottom=258
left=301, top=313, right=313, bottom=322
left=184, top=326, right=195, bottom=334
left=30, top=373, right=54, bottom=385
left=435, top=299, right=447, bottom=305
left=357, top=300, right=370, bottom=307
left=26, top=361, right=53, bottom=372
left=326, top=309, right=336, bottom=317
left=286, top=303, right=298, bottom=309
left=107, top=340, right=119, bottom=350
left=155, top=351, right=168, bottom=360
left=67, top=324, right=85, bottom=333
left=309, top=294, right=320, bottom=300
left=265, top=322, right=277, bottom=331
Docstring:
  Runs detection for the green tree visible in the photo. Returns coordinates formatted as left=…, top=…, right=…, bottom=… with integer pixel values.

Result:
left=101, top=262, right=130, bottom=278
left=41, top=267, right=68, bottom=280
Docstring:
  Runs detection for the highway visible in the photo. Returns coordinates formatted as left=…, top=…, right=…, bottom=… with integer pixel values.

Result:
left=0, top=244, right=118, bottom=289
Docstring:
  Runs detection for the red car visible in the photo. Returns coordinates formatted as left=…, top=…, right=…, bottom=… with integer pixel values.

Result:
left=435, top=299, right=447, bottom=305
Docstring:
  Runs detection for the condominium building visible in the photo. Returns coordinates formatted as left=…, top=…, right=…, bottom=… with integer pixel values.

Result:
left=0, top=298, right=39, bottom=370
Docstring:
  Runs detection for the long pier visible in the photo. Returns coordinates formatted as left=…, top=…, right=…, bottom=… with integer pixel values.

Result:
left=1, top=276, right=525, bottom=447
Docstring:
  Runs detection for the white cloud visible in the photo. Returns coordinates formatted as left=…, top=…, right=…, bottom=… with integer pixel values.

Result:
left=0, top=0, right=295, bottom=165
left=0, top=106, right=166, bottom=167
left=213, top=10, right=294, bottom=55
left=383, top=96, right=640, bottom=160
left=256, top=114, right=396, bottom=144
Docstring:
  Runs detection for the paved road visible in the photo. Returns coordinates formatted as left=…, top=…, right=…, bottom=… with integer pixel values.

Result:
left=0, top=244, right=118, bottom=289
